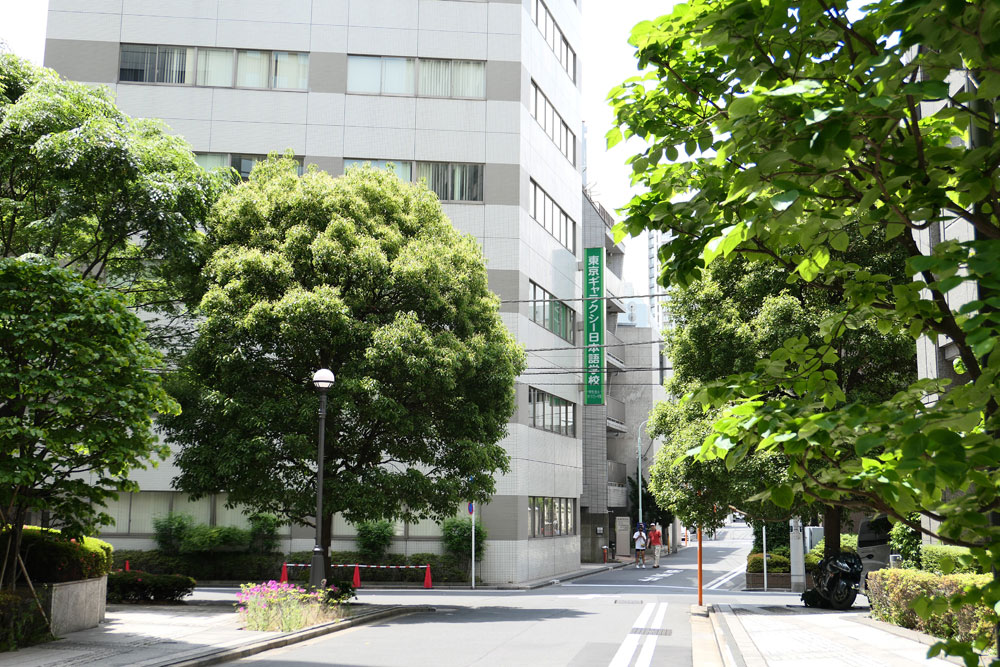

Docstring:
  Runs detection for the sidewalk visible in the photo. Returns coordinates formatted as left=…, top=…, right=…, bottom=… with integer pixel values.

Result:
left=708, top=603, right=985, bottom=667
left=3, top=603, right=426, bottom=667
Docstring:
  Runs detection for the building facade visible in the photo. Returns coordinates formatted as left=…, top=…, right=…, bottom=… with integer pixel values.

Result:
left=43, top=0, right=663, bottom=584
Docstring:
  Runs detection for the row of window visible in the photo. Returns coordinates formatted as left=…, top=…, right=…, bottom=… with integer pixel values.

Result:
left=528, top=180, right=576, bottom=253
left=530, top=282, right=576, bottom=344
left=196, top=152, right=304, bottom=179
left=120, top=44, right=309, bottom=90
left=529, top=0, right=577, bottom=82
left=344, top=159, right=483, bottom=202
left=347, top=55, right=485, bottom=98
left=531, top=81, right=576, bottom=165
left=529, top=496, right=576, bottom=537
left=528, top=386, right=576, bottom=437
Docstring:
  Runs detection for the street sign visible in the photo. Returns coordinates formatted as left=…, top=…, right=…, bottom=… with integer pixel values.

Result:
left=468, top=502, right=474, bottom=515
left=584, top=247, right=605, bottom=405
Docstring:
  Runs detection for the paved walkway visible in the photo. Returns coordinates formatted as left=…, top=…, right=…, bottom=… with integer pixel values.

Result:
left=715, top=604, right=962, bottom=667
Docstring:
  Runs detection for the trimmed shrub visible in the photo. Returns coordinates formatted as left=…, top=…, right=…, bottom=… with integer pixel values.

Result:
left=751, top=522, right=790, bottom=554
left=807, top=533, right=858, bottom=560
left=12, top=527, right=113, bottom=583
left=284, top=550, right=469, bottom=584
left=0, top=590, right=51, bottom=651
left=746, top=553, right=790, bottom=573
left=248, top=514, right=281, bottom=554
left=113, top=550, right=282, bottom=581
left=442, top=518, right=486, bottom=563
left=888, top=514, right=922, bottom=569
left=179, top=524, right=250, bottom=553
left=355, top=521, right=395, bottom=562
left=152, top=513, right=194, bottom=556
left=921, top=544, right=982, bottom=575
left=107, top=570, right=196, bottom=603
left=867, top=569, right=994, bottom=652
left=770, top=545, right=790, bottom=559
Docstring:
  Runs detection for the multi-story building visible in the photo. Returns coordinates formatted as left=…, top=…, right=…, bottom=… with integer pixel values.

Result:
left=43, top=0, right=662, bottom=584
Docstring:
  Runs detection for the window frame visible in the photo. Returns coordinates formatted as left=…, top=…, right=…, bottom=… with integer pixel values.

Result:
left=346, top=55, right=487, bottom=100
left=529, top=496, right=577, bottom=538
left=344, top=158, right=485, bottom=203
left=529, top=180, right=577, bottom=254
left=118, top=43, right=309, bottom=91
left=531, top=0, right=577, bottom=83
left=527, top=385, right=576, bottom=437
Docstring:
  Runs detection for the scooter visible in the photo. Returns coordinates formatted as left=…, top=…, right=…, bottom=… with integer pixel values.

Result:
left=802, top=551, right=864, bottom=610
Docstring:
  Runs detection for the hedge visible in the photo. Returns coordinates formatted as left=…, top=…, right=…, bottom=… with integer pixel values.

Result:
left=0, top=591, right=50, bottom=651
left=807, top=533, right=858, bottom=560
left=113, top=550, right=283, bottom=581
left=287, top=551, right=469, bottom=583
left=867, top=568, right=994, bottom=653
left=920, top=544, right=982, bottom=575
left=6, top=526, right=114, bottom=583
left=107, top=571, right=196, bottom=603
left=746, top=553, right=790, bottom=573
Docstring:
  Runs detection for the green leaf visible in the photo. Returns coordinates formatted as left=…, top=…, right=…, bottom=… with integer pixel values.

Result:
left=729, top=97, right=756, bottom=118
left=771, top=484, right=794, bottom=508
left=831, top=232, right=849, bottom=252
left=770, top=190, right=800, bottom=212
left=606, top=127, right=623, bottom=149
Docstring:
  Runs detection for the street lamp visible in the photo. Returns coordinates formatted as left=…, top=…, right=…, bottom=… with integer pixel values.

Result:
left=637, top=418, right=650, bottom=525
left=310, top=368, right=335, bottom=589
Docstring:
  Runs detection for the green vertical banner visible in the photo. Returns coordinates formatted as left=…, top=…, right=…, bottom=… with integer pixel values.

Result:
left=584, top=247, right=605, bottom=405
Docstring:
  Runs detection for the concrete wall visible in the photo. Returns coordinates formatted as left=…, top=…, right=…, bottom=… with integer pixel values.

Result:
left=46, top=575, right=107, bottom=637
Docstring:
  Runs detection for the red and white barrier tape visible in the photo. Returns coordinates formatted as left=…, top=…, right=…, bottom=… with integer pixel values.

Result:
left=284, top=563, right=430, bottom=569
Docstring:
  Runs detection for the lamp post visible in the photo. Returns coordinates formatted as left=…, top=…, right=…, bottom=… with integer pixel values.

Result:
left=637, top=418, right=650, bottom=525
left=310, top=368, right=335, bottom=589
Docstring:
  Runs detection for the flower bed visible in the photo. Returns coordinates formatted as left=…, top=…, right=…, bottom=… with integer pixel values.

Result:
left=236, top=581, right=351, bottom=632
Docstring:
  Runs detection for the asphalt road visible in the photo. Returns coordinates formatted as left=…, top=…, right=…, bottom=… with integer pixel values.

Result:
left=233, top=525, right=804, bottom=667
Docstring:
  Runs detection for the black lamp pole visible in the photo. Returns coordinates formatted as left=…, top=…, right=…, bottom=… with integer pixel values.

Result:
left=310, top=369, right=335, bottom=589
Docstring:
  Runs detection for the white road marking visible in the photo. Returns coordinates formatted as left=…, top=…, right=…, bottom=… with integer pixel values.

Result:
left=608, top=602, right=660, bottom=666
left=651, top=601, right=668, bottom=629
left=706, top=565, right=745, bottom=590
left=608, top=634, right=641, bottom=667
left=634, top=636, right=658, bottom=667
left=633, top=602, right=657, bottom=628
left=638, top=568, right=682, bottom=583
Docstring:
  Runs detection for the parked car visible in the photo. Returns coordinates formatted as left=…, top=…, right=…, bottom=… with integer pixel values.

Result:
left=857, top=514, right=891, bottom=593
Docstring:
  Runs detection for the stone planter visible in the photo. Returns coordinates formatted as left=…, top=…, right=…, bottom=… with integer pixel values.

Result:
left=40, top=575, right=107, bottom=636
left=744, top=571, right=814, bottom=591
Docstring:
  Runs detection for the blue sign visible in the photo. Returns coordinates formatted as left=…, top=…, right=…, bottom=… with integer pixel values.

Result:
left=468, top=502, right=474, bottom=515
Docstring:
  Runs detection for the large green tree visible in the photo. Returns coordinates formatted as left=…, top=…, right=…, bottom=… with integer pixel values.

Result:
left=0, top=54, right=229, bottom=352
left=161, top=160, right=525, bottom=567
left=0, top=257, right=178, bottom=589
left=611, top=1, right=1000, bottom=660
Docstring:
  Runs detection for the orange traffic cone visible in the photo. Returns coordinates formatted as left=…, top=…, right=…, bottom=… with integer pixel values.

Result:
left=423, top=565, right=432, bottom=589
left=352, top=564, right=361, bottom=588
left=125, top=560, right=130, bottom=572
left=280, top=562, right=288, bottom=583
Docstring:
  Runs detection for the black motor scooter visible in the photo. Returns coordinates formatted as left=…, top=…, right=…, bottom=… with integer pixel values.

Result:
left=802, top=551, right=864, bottom=610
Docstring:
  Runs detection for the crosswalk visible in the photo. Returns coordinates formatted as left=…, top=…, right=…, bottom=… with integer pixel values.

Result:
left=608, top=602, right=670, bottom=667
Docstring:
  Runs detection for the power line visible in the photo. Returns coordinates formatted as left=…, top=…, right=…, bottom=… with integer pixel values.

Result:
left=522, top=339, right=666, bottom=353
left=521, top=367, right=667, bottom=373
left=500, top=292, right=670, bottom=304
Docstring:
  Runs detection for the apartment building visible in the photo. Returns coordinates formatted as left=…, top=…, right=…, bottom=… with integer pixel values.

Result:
left=43, top=0, right=665, bottom=584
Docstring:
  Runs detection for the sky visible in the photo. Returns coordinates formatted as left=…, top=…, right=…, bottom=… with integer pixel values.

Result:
left=0, top=0, right=668, bottom=291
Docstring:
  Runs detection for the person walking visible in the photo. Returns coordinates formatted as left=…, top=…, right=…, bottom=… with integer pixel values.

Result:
left=633, top=523, right=648, bottom=568
left=649, top=523, right=663, bottom=568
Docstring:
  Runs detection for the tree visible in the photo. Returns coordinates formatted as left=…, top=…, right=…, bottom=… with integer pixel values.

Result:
left=0, top=54, right=230, bottom=353
left=161, top=160, right=525, bottom=571
left=610, top=1, right=1000, bottom=660
left=648, top=253, right=913, bottom=551
left=627, top=473, right=674, bottom=532
left=0, top=257, right=178, bottom=589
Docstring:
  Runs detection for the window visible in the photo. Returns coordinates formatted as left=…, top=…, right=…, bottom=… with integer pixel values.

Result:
left=528, top=386, right=575, bottom=436
left=529, top=282, right=575, bottom=343
left=348, top=55, right=485, bottom=99
left=119, top=44, right=308, bottom=90
left=529, top=180, right=576, bottom=253
left=530, top=0, right=576, bottom=82
left=531, top=81, right=576, bottom=165
left=119, top=44, right=194, bottom=84
left=195, top=153, right=303, bottom=180
left=529, top=496, right=576, bottom=537
left=345, top=159, right=483, bottom=202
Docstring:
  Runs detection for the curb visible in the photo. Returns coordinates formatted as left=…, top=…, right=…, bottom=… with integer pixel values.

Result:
left=151, top=604, right=434, bottom=667
left=517, top=561, right=631, bottom=590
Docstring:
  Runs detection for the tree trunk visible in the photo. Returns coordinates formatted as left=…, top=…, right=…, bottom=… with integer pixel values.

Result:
left=824, top=505, right=841, bottom=559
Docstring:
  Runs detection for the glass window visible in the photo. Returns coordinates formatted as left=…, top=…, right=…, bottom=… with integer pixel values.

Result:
left=236, top=50, right=270, bottom=88
left=347, top=56, right=382, bottom=93
left=417, top=162, right=450, bottom=200
left=119, top=44, right=156, bottom=82
left=345, top=159, right=412, bottom=181
left=197, top=48, right=234, bottom=87
left=155, top=46, right=194, bottom=84
left=452, top=60, right=484, bottom=97
left=273, top=51, right=309, bottom=90
left=451, top=163, right=483, bottom=202
left=195, top=153, right=229, bottom=171
left=419, top=59, right=451, bottom=97
left=382, top=57, right=415, bottom=94
left=544, top=498, right=555, bottom=536
left=231, top=154, right=260, bottom=179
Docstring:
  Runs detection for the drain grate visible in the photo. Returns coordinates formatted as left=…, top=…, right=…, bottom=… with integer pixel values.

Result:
left=630, top=628, right=673, bottom=636
left=615, top=599, right=643, bottom=604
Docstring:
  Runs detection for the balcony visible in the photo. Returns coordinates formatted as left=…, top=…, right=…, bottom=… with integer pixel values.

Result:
left=606, top=331, right=626, bottom=370
left=607, top=396, right=627, bottom=432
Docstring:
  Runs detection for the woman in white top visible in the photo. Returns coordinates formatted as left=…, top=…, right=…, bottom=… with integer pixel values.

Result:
left=633, top=523, right=648, bottom=569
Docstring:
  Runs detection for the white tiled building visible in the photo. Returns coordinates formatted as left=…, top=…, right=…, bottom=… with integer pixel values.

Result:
left=43, top=0, right=658, bottom=585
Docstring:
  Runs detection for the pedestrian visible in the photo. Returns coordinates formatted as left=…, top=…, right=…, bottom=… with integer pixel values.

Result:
left=633, top=523, right=648, bottom=569
left=649, top=523, right=663, bottom=568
